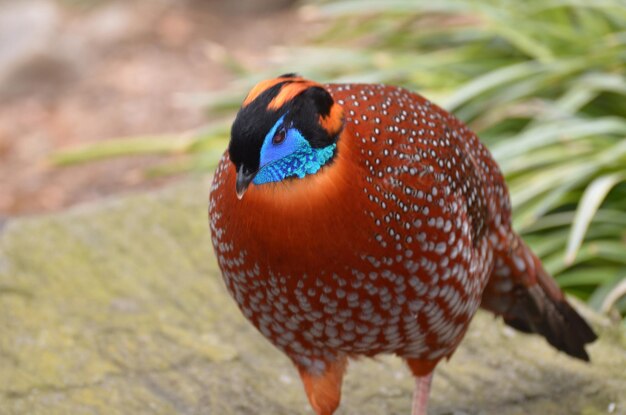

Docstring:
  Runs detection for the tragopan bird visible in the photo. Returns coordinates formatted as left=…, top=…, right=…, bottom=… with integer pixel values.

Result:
left=209, top=74, right=597, bottom=415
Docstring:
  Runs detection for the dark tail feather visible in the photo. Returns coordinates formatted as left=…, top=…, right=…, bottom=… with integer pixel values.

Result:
left=503, top=284, right=597, bottom=361
left=483, top=235, right=597, bottom=361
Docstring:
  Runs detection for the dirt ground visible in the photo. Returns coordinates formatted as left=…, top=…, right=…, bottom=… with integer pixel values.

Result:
left=0, top=0, right=306, bottom=217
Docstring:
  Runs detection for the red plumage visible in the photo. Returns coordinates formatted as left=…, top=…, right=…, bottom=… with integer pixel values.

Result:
left=209, top=78, right=596, bottom=415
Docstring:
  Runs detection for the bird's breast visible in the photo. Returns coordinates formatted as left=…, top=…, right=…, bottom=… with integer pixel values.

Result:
left=210, top=131, right=374, bottom=277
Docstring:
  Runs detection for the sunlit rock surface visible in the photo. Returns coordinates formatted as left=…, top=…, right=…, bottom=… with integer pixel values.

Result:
left=1, top=178, right=624, bottom=415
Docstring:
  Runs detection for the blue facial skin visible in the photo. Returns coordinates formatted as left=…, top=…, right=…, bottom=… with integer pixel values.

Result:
left=253, top=114, right=336, bottom=185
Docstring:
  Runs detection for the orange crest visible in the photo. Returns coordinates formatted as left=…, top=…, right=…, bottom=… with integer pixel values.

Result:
left=242, top=75, right=344, bottom=138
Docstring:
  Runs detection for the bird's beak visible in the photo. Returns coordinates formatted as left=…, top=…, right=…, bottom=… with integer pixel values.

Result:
left=235, top=165, right=256, bottom=200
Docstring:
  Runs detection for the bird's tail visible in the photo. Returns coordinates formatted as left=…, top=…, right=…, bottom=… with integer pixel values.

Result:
left=481, top=234, right=597, bottom=361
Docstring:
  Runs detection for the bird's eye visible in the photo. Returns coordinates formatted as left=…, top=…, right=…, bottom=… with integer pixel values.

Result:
left=272, top=127, right=286, bottom=145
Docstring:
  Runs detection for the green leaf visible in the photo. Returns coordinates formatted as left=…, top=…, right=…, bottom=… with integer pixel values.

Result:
left=556, top=267, right=620, bottom=288
left=442, top=62, right=544, bottom=111
left=565, top=173, right=626, bottom=264
left=51, top=136, right=193, bottom=166
left=600, top=277, right=626, bottom=313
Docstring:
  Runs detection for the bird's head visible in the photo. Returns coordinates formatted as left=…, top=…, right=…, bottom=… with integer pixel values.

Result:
left=228, top=74, right=344, bottom=199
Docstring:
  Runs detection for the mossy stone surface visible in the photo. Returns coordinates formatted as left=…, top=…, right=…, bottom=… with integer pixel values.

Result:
left=0, top=178, right=624, bottom=414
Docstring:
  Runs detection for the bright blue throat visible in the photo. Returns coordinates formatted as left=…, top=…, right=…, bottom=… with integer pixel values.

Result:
left=253, top=141, right=336, bottom=185
left=252, top=114, right=336, bottom=185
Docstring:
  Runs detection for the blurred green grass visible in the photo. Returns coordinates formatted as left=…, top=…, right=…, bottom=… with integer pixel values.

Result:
left=53, top=0, right=626, bottom=323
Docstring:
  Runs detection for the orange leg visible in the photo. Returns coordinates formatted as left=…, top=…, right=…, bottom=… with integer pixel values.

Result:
left=297, top=356, right=348, bottom=415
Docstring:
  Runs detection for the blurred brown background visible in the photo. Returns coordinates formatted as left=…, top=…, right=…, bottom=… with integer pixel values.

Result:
left=0, top=0, right=303, bottom=216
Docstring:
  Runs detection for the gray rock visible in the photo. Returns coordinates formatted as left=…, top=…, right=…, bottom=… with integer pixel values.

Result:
left=0, top=178, right=624, bottom=414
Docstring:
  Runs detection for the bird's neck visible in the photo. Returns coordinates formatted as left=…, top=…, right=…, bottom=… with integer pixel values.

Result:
left=243, top=130, right=353, bottom=208
left=226, top=129, right=368, bottom=267
left=253, top=142, right=337, bottom=185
